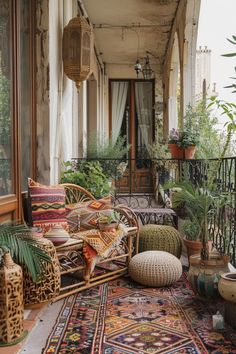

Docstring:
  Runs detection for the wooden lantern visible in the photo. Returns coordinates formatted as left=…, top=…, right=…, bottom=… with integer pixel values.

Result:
left=62, top=13, right=93, bottom=90
left=0, top=252, right=27, bottom=346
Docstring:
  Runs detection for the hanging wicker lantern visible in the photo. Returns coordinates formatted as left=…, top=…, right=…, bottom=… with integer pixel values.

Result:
left=62, top=12, right=93, bottom=90
left=0, top=252, right=27, bottom=346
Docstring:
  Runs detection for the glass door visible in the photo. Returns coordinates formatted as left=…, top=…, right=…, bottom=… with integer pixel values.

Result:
left=110, top=79, right=154, bottom=193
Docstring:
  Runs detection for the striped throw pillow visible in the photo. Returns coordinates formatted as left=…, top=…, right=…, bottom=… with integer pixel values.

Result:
left=28, top=178, right=68, bottom=234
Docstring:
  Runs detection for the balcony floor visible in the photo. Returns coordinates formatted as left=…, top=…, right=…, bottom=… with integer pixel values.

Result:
left=15, top=252, right=236, bottom=354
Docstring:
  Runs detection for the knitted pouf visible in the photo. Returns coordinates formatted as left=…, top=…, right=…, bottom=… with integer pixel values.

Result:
left=129, top=251, right=182, bottom=287
left=139, top=224, right=182, bottom=258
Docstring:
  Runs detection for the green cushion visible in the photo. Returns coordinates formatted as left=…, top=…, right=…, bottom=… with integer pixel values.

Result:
left=139, top=224, right=182, bottom=258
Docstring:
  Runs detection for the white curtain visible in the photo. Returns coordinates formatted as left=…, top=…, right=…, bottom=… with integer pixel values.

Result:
left=135, top=82, right=153, bottom=156
left=111, top=82, right=128, bottom=143
left=49, top=0, right=78, bottom=184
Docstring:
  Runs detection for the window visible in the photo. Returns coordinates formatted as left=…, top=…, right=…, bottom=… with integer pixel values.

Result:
left=0, top=0, right=36, bottom=220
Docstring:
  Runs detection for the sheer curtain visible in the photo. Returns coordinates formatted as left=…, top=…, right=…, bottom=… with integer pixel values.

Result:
left=111, top=81, right=128, bottom=143
left=135, top=82, right=153, bottom=156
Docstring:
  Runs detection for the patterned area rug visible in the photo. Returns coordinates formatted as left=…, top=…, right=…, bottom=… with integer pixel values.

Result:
left=43, top=273, right=236, bottom=354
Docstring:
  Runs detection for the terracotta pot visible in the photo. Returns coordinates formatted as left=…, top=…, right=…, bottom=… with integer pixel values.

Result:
left=44, top=225, right=70, bottom=246
left=184, top=146, right=196, bottom=159
left=183, top=238, right=202, bottom=260
left=187, top=253, right=229, bottom=298
left=218, top=272, right=236, bottom=303
left=168, top=143, right=184, bottom=159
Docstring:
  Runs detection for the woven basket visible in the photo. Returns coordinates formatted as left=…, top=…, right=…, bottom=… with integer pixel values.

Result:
left=139, top=224, right=182, bottom=258
left=129, top=251, right=182, bottom=287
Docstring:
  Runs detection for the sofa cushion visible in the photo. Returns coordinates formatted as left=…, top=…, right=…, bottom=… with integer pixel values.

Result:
left=28, top=178, right=68, bottom=233
left=66, top=196, right=112, bottom=232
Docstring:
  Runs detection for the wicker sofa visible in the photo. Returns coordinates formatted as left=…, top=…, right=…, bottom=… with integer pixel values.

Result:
left=24, top=182, right=139, bottom=301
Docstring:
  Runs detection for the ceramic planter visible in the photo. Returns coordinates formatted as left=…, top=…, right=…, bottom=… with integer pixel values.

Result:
left=187, top=253, right=229, bottom=298
left=44, top=225, right=70, bottom=246
left=218, top=272, right=236, bottom=303
left=168, top=143, right=184, bottom=159
left=218, top=273, right=236, bottom=328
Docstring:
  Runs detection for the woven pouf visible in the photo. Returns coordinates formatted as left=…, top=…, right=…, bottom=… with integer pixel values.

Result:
left=139, top=224, right=182, bottom=258
left=129, top=251, right=182, bottom=287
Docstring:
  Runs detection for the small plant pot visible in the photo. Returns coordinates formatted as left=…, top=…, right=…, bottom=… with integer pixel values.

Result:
left=184, top=146, right=196, bottom=159
left=98, top=222, right=119, bottom=232
left=168, top=144, right=184, bottom=159
left=183, top=238, right=202, bottom=260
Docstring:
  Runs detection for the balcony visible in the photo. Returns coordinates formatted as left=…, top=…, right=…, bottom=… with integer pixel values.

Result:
left=66, top=156, right=236, bottom=267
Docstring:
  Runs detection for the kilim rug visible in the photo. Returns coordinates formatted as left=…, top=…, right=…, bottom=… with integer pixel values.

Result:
left=43, top=273, right=236, bottom=354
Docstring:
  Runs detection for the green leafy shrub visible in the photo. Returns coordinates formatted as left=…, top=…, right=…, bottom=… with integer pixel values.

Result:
left=60, top=160, right=111, bottom=198
left=182, top=219, right=200, bottom=241
left=87, top=133, right=130, bottom=179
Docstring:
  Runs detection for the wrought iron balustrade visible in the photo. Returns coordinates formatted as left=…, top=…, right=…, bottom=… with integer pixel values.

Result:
left=67, top=157, right=236, bottom=266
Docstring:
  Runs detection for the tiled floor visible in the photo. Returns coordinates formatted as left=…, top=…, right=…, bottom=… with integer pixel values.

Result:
left=0, top=305, right=46, bottom=354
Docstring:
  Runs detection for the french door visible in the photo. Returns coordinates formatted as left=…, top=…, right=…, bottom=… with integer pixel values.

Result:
left=109, top=79, right=155, bottom=193
left=0, top=0, right=36, bottom=221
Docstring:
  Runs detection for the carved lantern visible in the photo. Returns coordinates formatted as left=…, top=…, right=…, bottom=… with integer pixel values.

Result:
left=62, top=13, right=93, bottom=90
left=0, top=252, right=26, bottom=345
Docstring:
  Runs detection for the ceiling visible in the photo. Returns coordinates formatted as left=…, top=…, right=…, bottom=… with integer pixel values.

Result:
left=82, top=0, right=180, bottom=67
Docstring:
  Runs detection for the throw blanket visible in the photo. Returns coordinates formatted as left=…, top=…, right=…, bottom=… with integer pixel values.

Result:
left=73, top=224, right=127, bottom=275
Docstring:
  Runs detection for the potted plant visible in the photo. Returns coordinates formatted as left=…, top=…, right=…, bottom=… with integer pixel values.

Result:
left=171, top=177, right=230, bottom=297
left=168, top=128, right=184, bottom=159
left=181, top=219, right=203, bottom=259
left=169, top=98, right=236, bottom=297
left=87, top=133, right=131, bottom=181
left=0, top=223, right=62, bottom=307
left=179, top=129, right=198, bottom=159
left=97, top=211, right=120, bottom=232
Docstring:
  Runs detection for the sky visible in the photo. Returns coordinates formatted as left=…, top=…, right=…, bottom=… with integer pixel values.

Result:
left=197, top=0, right=236, bottom=104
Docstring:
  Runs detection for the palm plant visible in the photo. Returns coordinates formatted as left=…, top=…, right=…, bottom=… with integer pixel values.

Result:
left=0, top=223, right=51, bottom=282
left=170, top=97, right=236, bottom=260
left=171, top=179, right=225, bottom=259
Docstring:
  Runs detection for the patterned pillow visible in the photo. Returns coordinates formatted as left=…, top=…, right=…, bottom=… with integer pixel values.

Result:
left=66, top=196, right=112, bottom=232
left=78, top=226, right=126, bottom=257
left=28, top=178, right=68, bottom=233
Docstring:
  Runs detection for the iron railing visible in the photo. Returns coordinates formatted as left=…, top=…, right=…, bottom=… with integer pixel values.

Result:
left=68, top=157, right=236, bottom=266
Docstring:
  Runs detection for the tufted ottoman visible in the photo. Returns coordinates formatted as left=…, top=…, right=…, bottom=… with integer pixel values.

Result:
left=139, top=224, right=182, bottom=258
left=128, top=251, right=182, bottom=287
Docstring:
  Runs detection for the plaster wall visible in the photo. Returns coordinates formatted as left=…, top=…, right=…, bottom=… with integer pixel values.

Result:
left=163, top=0, right=187, bottom=137
left=184, top=0, right=201, bottom=109
left=163, top=0, right=200, bottom=137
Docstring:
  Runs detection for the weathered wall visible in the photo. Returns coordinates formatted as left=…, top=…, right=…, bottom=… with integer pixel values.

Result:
left=163, top=0, right=201, bottom=137
left=163, top=0, right=187, bottom=137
